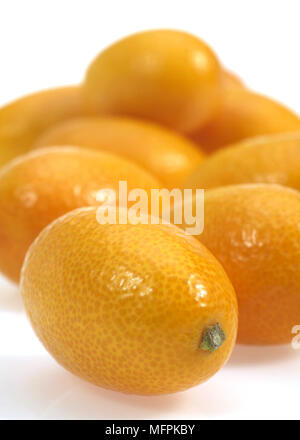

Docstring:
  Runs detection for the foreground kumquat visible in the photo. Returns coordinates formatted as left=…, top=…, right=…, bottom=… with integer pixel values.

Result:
left=21, top=207, right=238, bottom=395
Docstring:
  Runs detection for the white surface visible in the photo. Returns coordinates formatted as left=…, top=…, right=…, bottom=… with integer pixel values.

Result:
left=1, top=0, right=300, bottom=420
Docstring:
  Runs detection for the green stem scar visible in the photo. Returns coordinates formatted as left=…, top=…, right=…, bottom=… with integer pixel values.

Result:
left=200, top=323, right=226, bottom=353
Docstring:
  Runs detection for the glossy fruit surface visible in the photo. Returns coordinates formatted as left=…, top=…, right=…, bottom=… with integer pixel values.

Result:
left=35, top=116, right=205, bottom=188
left=21, top=207, right=238, bottom=395
left=83, top=30, right=222, bottom=133
left=183, top=184, right=300, bottom=344
left=0, top=87, right=84, bottom=167
left=191, top=89, right=300, bottom=152
left=0, top=147, right=160, bottom=282
left=186, top=133, right=300, bottom=191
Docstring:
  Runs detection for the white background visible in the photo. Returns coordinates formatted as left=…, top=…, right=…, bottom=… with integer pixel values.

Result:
left=0, top=0, right=300, bottom=420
